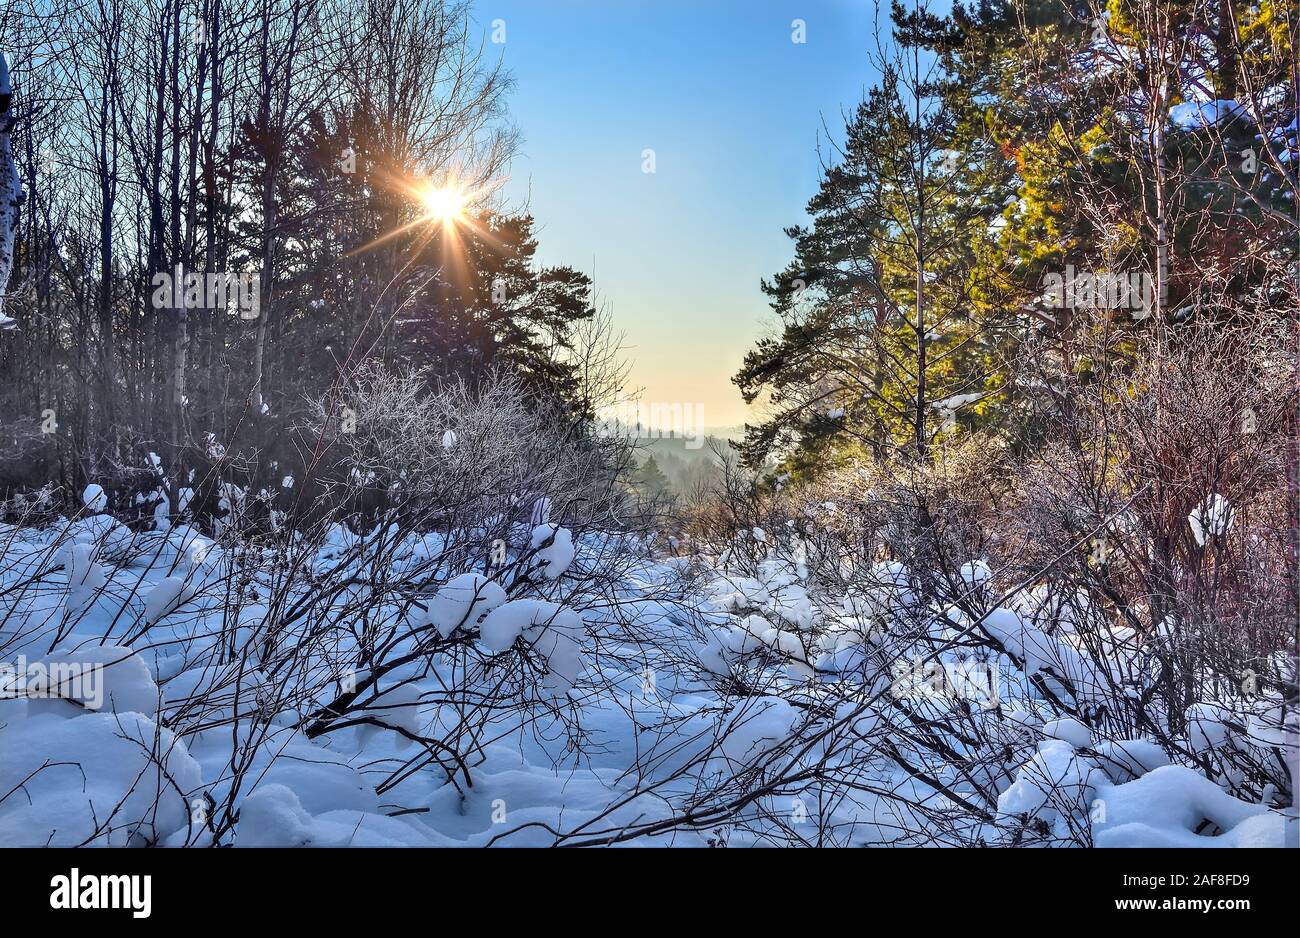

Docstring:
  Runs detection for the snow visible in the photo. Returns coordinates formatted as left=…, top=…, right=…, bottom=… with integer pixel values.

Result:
left=0, top=712, right=202, bottom=846
left=62, top=541, right=107, bottom=614
left=995, top=725, right=1292, bottom=848
left=697, top=629, right=735, bottom=676
left=524, top=608, right=585, bottom=692
left=417, top=572, right=507, bottom=638
left=143, top=575, right=193, bottom=624
left=529, top=523, right=575, bottom=580
left=1189, top=493, right=1234, bottom=546
left=479, top=598, right=563, bottom=652
left=931, top=392, right=983, bottom=411
left=1043, top=717, right=1092, bottom=749
left=731, top=613, right=773, bottom=653
left=1245, top=700, right=1298, bottom=754
left=1186, top=702, right=1236, bottom=753
left=81, top=483, right=107, bottom=512
left=1094, top=766, right=1290, bottom=848
left=765, top=582, right=818, bottom=630
left=712, top=696, right=801, bottom=773
left=66, top=513, right=135, bottom=558
left=25, top=644, right=159, bottom=717
left=958, top=559, right=991, bottom=590
left=151, top=489, right=170, bottom=529
left=355, top=682, right=423, bottom=748
left=168, top=525, right=214, bottom=569
left=762, top=625, right=808, bottom=663
left=1092, top=739, right=1170, bottom=784
left=0, top=503, right=1286, bottom=850
left=997, top=739, right=1104, bottom=831
left=233, top=784, right=318, bottom=847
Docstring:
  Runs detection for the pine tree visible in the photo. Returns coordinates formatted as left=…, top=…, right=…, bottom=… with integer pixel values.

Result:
left=735, top=0, right=1016, bottom=475
left=632, top=454, right=671, bottom=499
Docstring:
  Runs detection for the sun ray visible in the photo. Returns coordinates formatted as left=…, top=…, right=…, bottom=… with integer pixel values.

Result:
left=344, top=168, right=506, bottom=261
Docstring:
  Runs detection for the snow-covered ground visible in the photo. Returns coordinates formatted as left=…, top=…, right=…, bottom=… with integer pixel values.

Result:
left=1, top=508, right=1295, bottom=847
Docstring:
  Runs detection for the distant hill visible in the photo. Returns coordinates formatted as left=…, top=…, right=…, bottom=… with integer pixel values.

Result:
left=627, top=431, right=742, bottom=496
left=633, top=431, right=738, bottom=461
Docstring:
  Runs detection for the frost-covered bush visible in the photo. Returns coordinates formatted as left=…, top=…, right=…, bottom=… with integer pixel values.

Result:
left=0, top=365, right=677, bottom=846
left=1, top=341, right=1293, bottom=848
left=644, top=340, right=1296, bottom=847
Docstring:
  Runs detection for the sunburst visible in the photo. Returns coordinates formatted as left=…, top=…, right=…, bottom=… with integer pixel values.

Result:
left=419, top=183, right=468, bottom=225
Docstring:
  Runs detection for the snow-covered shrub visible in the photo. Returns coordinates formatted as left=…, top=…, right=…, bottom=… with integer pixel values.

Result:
left=633, top=351, right=1295, bottom=847
left=0, top=363, right=680, bottom=846
left=0, top=326, right=1291, bottom=849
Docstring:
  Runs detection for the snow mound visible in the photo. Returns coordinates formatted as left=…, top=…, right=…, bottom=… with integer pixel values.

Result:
left=711, top=696, right=800, bottom=773
left=166, top=524, right=214, bottom=569
left=235, top=783, right=432, bottom=847
left=728, top=614, right=773, bottom=653
left=1091, top=739, right=1170, bottom=784
left=82, top=483, right=107, bottom=512
left=0, top=712, right=201, bottom=846
left=523, top=607, right=585, bottom=694
left=357, top=682, right=423, bottom=748
left=765, top=583, right=817, bottom=630
left=479, top=598, right=582, bottom=659
left=418, top=573, right=507, bottom=638
left=697, top=629, right=735, bottom=677
left=62, top=541, right=107, bottom=614
left=143, top=575, right=195, bottom=624
left=959, top=559, right=991, bottom=589
left=478, top=599, right=586, bottom=692
left=529, top=524, right=575, bottom=580
left=1189, top=493, right=1234, bottom=546
left=1095, top=765, right=1288, bottom=848
left=1042, top=717, right=1092, bottom=749
left=997, top=739, right=1103, bottom=832
left=234, top=784, right=315, bottom=847
left=65, top=514, right=135, bottom=559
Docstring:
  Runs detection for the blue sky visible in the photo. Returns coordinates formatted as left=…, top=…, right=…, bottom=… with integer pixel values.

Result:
left=468, top=1, right=896, bottom=427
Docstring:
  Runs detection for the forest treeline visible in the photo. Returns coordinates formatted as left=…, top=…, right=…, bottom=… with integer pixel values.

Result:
left=697, top=0, right=1298, bottom=749
left=0, top=0, right=1296, bottom=529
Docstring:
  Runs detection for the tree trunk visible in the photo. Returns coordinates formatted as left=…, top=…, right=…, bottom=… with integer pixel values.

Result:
left=0, top=54, right=20, bottom=321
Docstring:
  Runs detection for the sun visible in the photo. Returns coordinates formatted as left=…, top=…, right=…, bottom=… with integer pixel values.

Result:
left=421, top=184, right=467, bottom=224
left=347, top=171, right=501, bottom=259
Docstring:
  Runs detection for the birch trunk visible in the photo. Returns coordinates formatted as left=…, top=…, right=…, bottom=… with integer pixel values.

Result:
left=0, top=54, right=22, bottom=324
